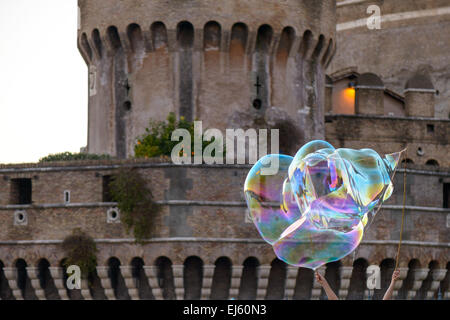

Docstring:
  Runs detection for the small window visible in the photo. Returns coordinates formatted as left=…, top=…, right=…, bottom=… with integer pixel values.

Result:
left=444, top=183, right=450, bottom=209
left=252, top=99, right=262, bottom=110
left=107, top=207, right=120, bottom=223
left=427, top=124, right=434, bottom=133
left=14, top=210, right=28, bottom=226
left=10, top=179, right=32, bottom=205
left=64, top=190, right=71, bottom=204
left=102, top=175, right=114, bottom=202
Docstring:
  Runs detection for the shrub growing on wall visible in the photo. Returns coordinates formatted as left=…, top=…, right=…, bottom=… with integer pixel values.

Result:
left=39, top=152, right=111, bottom=162
left=108, top=168, right=161, bottom=243
left=134, top=112, right=223, bottom=159
left=62, top=228, right=98, bottom=278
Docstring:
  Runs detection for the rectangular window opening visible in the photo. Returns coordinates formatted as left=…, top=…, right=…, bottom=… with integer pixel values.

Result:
left=102, top=175, right=114, bottom=202
left=64, top=190, right=70, bottom=204
left=10, top=179, right=32, bottom=205
left=444, top=183, right=450, bottom=209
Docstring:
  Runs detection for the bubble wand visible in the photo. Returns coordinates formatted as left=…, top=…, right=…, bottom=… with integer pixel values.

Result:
left=395, top=148, right=408, bottom=271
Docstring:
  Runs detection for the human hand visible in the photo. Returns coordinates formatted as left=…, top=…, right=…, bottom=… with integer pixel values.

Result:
left=391, top=270, right=400, bottom=282
left=315, top=272, right=326, bottom=286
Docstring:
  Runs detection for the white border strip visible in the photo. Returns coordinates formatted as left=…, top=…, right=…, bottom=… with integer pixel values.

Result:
left=0, top=201, right=449, bottom=213
left=355, top=85, right=385, bottom=90
left=404, top=88, right=437, bottom=94
left=0, top=237, right=447, bottom=248
left=337, top=6, right=450, bottom=31
left=337, top=0, right=367, bottom=7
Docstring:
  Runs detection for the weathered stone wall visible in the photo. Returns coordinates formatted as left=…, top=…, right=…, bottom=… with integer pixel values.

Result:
left=325, top=115, right=450, bottom=167
left=0, top=161, right=448, bottom=299
left=332, top=0, right=450, bottom=119
left=0, top=161, right=448, bottom=259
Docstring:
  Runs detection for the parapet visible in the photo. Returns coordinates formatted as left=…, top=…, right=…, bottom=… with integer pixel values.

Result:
left=77, top=0, right=337, bottom=63
left=404, top=74, right=437, bottom=118
left=355, top=73, right=385, bottom=115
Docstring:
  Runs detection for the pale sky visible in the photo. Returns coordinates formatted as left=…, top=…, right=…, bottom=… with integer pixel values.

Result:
left=0, top=0, right=87, bottom=164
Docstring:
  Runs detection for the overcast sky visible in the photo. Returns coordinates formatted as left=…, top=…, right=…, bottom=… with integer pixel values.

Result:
left=0, top=0, right=87, bottom=164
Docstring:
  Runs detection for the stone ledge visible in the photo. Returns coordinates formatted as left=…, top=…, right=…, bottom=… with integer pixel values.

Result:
left=0, top=161, right=253, bottom=173
left=325, top=113, right=450, bottom=122
left=0, top=237, right=448, bottom=248
left=0, top=201, right=449, bottom=213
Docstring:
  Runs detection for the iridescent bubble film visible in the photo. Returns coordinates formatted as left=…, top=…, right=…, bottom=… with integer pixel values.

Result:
left=244, top=140, right=402, bottom=270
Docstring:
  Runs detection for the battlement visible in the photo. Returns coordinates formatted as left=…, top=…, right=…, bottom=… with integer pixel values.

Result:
left=78, top=12, right=336, bottom=65
left=78, top=0, right=336, bottom=57
left=79, top=20, right=336, bottom=68
left=77, top=0, right=337, bottom=68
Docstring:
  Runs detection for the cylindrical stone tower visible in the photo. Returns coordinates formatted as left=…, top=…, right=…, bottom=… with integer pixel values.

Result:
left=77, top=0, right=337, bottom=158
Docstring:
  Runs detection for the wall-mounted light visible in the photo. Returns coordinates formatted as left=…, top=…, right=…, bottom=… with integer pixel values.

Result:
left=348, top=81, right=356, bottom=88
left=343, top=87, right=356, bottom=102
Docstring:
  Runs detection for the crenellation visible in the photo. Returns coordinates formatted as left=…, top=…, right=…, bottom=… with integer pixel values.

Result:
left=80, top=20, right=335, bottom=60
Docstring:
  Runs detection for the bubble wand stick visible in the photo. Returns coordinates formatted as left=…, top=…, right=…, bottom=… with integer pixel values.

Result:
left=395, top=148, right=408, bottom=271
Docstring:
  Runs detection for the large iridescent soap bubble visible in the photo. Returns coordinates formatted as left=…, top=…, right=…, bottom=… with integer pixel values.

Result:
left=244, top=140, right=402, bottom=270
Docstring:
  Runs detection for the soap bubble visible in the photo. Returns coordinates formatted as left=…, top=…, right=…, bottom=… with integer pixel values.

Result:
left=244, top=140, right=402, bottom=270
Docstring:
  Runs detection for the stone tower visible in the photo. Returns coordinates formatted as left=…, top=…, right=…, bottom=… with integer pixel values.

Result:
left=77, top=0, right=336, bottom=158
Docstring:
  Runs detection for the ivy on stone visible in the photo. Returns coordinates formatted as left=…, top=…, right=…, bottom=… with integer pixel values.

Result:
left=62, top=228, right=98, bottom=278
left=108, top=168, right=160, bottom=243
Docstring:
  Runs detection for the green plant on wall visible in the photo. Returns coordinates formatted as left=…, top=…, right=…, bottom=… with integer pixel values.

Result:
left=108, top=168, right=160, bottom=243
left=134, top=112, right=224, bottom=159
left=62, top=228, right=98, bottom=278
left=39, top=152, right=112, bottom=162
